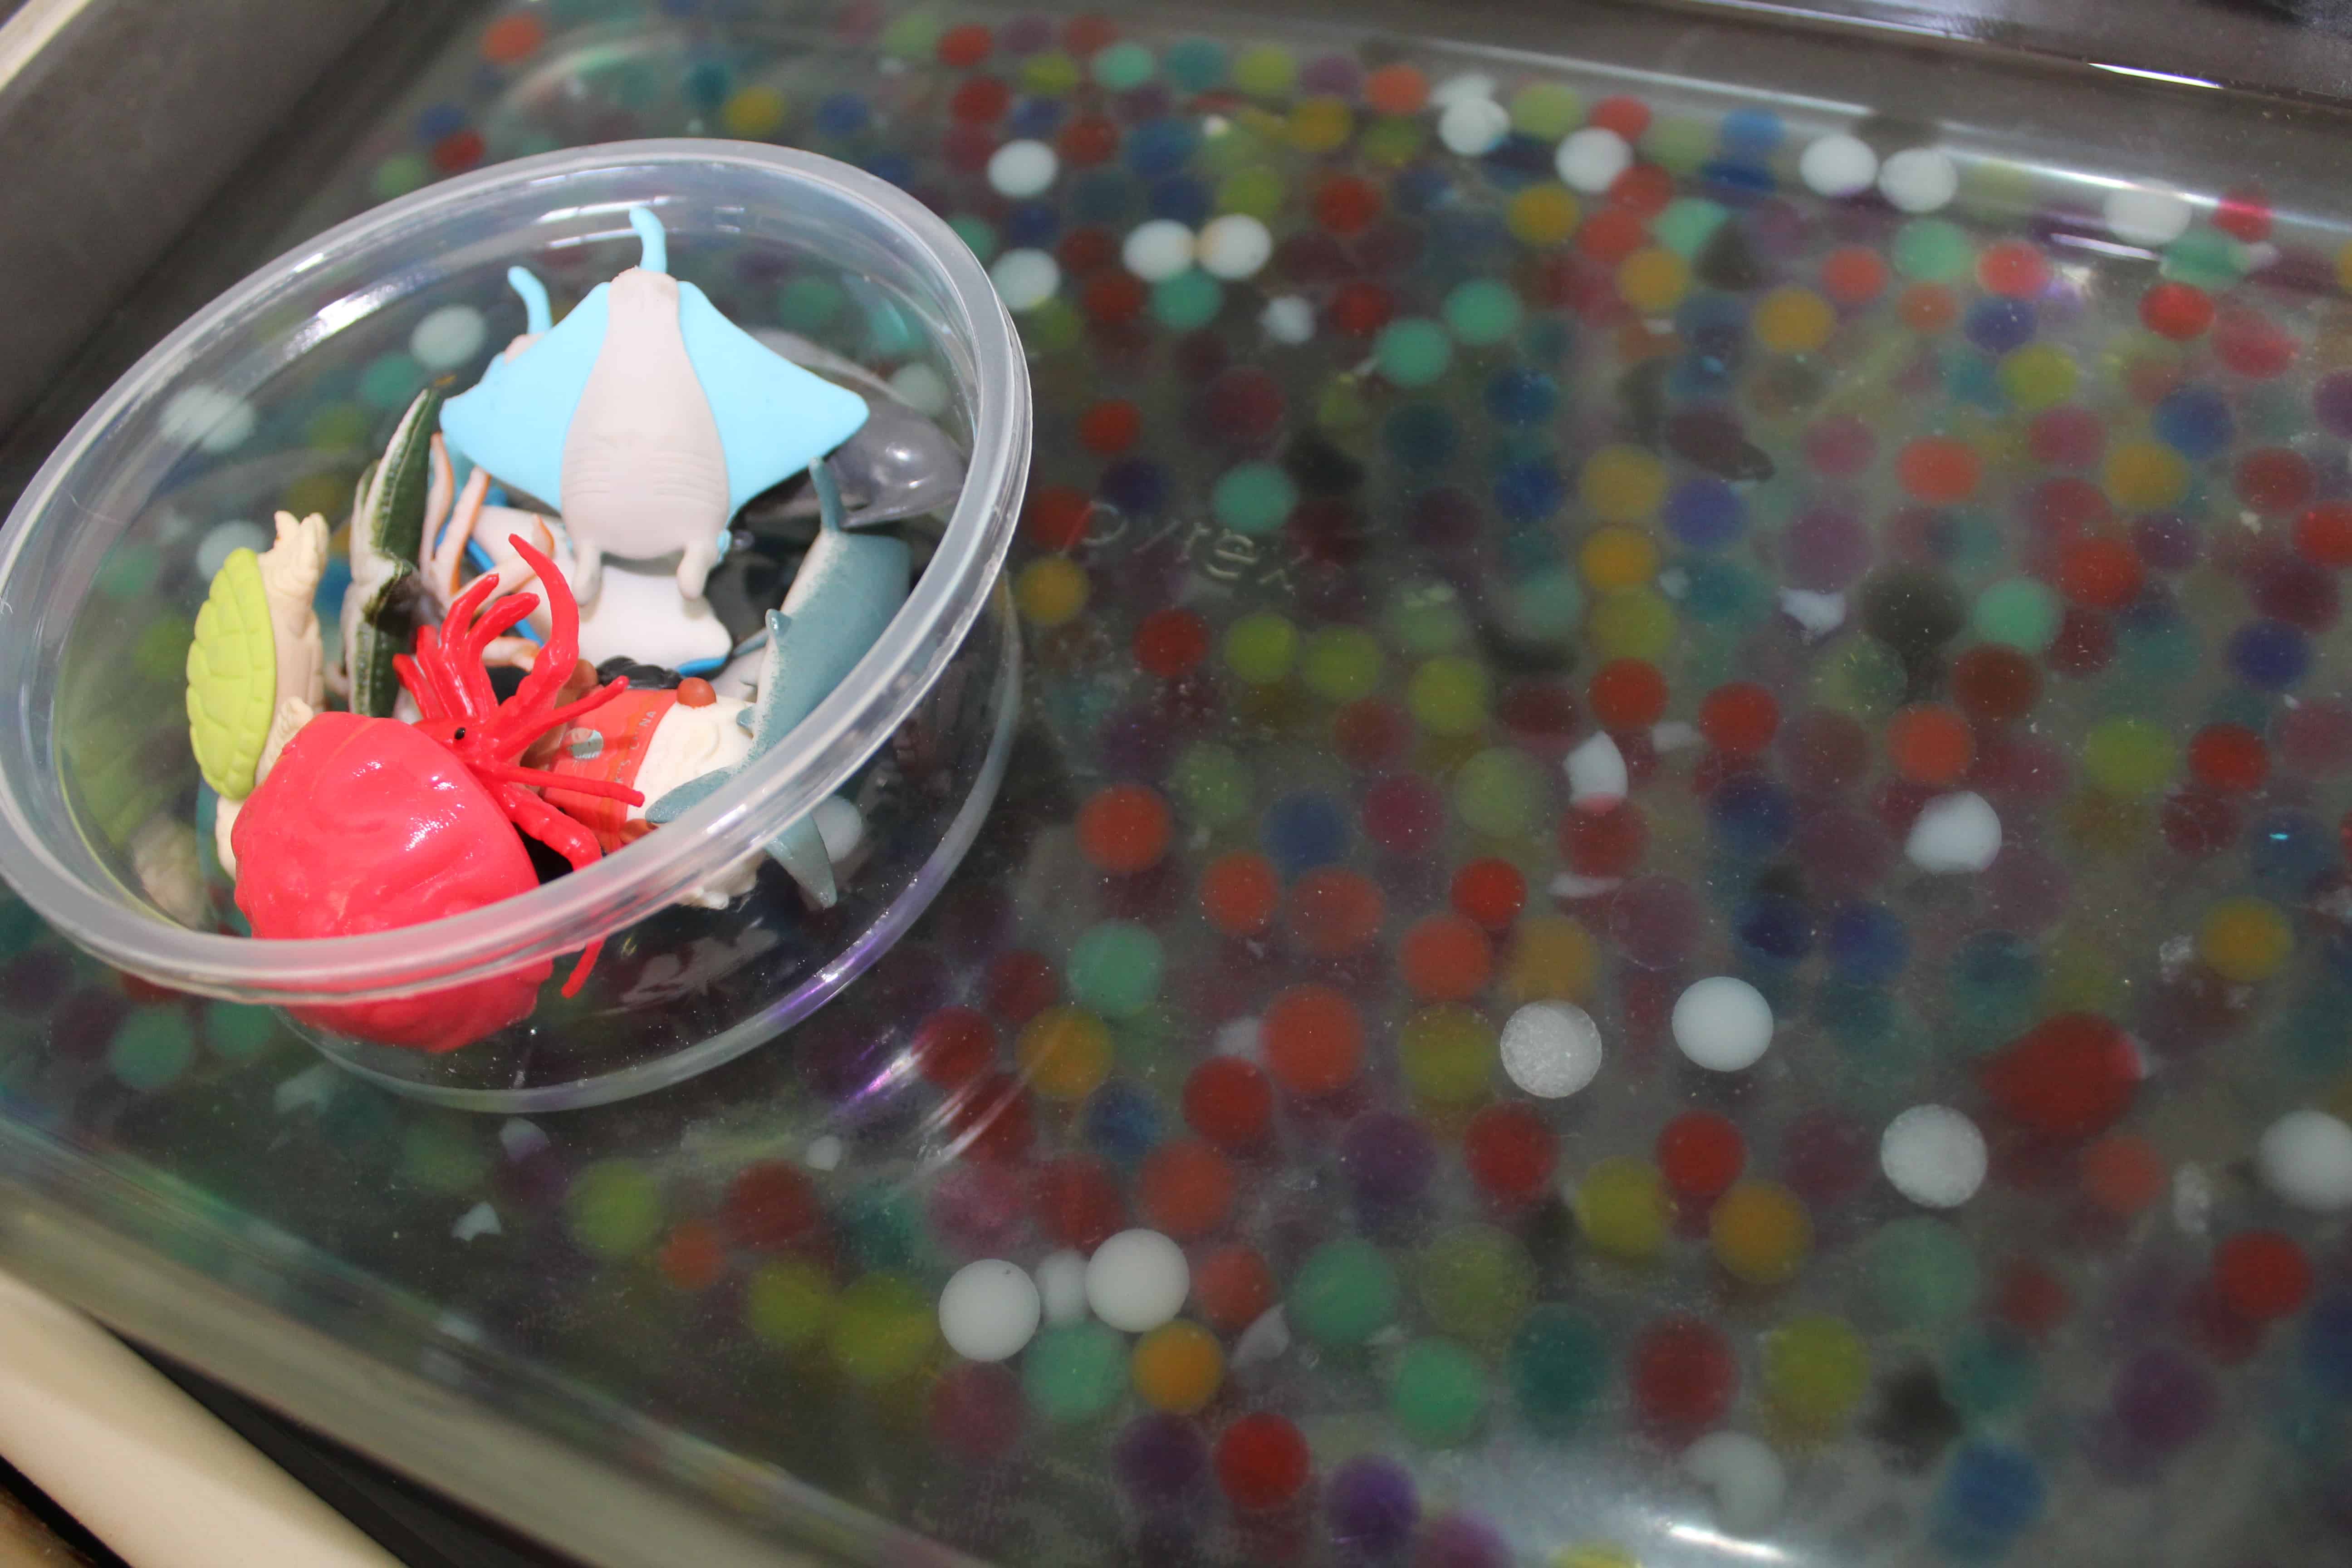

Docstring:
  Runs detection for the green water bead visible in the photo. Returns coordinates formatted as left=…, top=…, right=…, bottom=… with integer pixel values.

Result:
left=305, top=403, right=369, bottom=451
left=1217, top=164, right=1285, bottom=220
left=1090, top=40, right=1156, bottom=90
left=566, top=1161, right=663, bottom=1261
left=1818, top=638, right=1906, bottom=717
left=2161, top=226, right=2248, bottom=289
left=2082, top=717, right=2177, bottom=798
left=1387, top=580, right=1471, bottom=653
left=745, top=1260, right=833, bottom=1348
left=1225, top=611, right=1298, bottom=684
left=1303, top=626, right=1384, bottom=702
left=949, top=215, right=999, bottom=264
left=1501, top=568, right=1584, bottom=644
left=1024, top=297, right=1083, bottom=355
left=1391, top=1338, right=1488, bottom=1446
left=1400, top=1005, right=1495, bottom=1105
left=1454, top=748, right=1545, bottom=838
left=108, top=1008, right=192, bottom=1092
left=95, top=546, right=160, bottom=602
left=843, top=1188, right=929, bottom=1274
left=1867, top=1217, right=1980, bottom=1329
left=777, top=276, right=846, bottom=333
left=1151, top=269, right=1223, bottom=332
left=1231, top=44, right=1296, bottom=98
left=1068, top=921, right=1162, bottom=1018
left=1651, top=198, right=1728, bottom=258
left=401, top=1117, right=489, bottom=1194
left=1362, top=115, right=1427, bottom=168
left=372, top=154, right=426, bottom=201
left=359, top=353, right=424, bottom=412
left=1406, top=655, right=1490, bottom=735
left=1162, top=38, right=1228, bottom=92
left=1893, top=220, right=1973, bottom=282
left=1972, top=578, right=2062, bottom=652
left=1443, top=279, right=1524, bottom=347
left=877, top=6, right=941, bottom=57
left=1172, top=743, right=1251, bottom=826
left=1291, top=1237, right=1400, bottom=1345
left=1417, top=1225, right=1535, bottom=1352
left=829, top=1272, right=936, bottom=1385
left=1677, top=558, right=1761, bottom=626
left=1510, top=1304, right=1607, bottom=1435
left=1377, top=318, right=1453, bottom=388
left=1942, top=1326, right=2038, bottom=1420
left=1508, top=82, right=1582, bottom=140
left=1025, top=1321, right=1128, bottom=1421
left=1641, top=117, right=1714, bottom=175
left=1212, top=461, right=1298, bottom=535
left=1020, top=50, right=1082, bottom=95
left=2117, top=618, right=2200, bottom=691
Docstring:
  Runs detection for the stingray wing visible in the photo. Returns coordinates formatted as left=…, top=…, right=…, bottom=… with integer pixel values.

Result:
left=675, top=281, right=870, bottom=516
left=438, top=284, right=612, bottom=511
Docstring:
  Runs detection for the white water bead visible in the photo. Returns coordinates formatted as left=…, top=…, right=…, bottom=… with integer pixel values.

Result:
left=989, top=248, right=1061, bottom=312
left=1429, top=71, right=1498, bottom=108
left=2104, top=185, right=2194, bottom=248
left=410, top=304, right=487, bottom=369
left=1683, top=1431, right=1787, bottom=1537
left=1798, top=132, right=1879, bottom=199
left=886, top=362, right=950, bottom=418
left=1554, top=127, right=1632, bottom=194
left=196, top=519, right=271, bottom=579
left=1035, top=1248, right=1089, bottom=1325
left=1260, top=295, right=1315, bottom=345
left=1672, top=976, right=1774, bottom=1072
left=986, top=138, right=1058, bottom=199
left=1878, top=147, right=1959, bottom=214
left=1906, top=790, right=2002, bottom=873
left=1084, top=1228, right=1189, bottom=1332
left=2257, top=1109, right=2352, bottom=1212
left=1499, top=1001, right=1604, bottom=1098
left=937, top=1259, right=1042, bottom=1361
left=1880, top=1104, right=1988, bottom=1209
left=162, top=386, right=256, bottom=455
left=1122, top=219, right=1197, bottom=282
left=1438, top=95, right=1511, bottom=158
left=1563, top=731, right=1628, bottom=812
left=1197, top=213, right=1274, bottom=280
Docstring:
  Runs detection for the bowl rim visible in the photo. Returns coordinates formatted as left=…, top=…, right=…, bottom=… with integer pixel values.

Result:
left=0, top=139, right=1029, bottom=1000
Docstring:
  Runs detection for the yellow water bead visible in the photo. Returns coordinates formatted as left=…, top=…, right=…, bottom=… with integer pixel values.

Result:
left=2081, top=716, right=2177, bottom=799
left=2103, top=439, right=2189, bottom=510
left=1580, top=525, right=1660, bottom=591
left=1131, top=1320, right=1224, bottom=1413
left=1287, top=95, right=1354, bottom=152
left=1506, top=183, right=1582, bottom=247
left=2198, top=896, right=2292, bottom=983
left=1581, top=445, right=1667, bottom=524
left=1016, top=1006, right=1112, bottom=1099
left=1588, top=588, right=1675, bottom=661
left=1616, top=246, right=1690, bottom=315
left=1015, top=556, right=1088, bottom=627
left=1753, top=286, right=1835, bottom=355
left=1710, top=1180, right=1812, bottom=1286
left=1999, top=343, right=2077, bottom=411
left=1501, top=913, right=1598, bottom=1005
left=1573, top=1156, right=1669, bottom=1261
left=1763, top=1313, right=1868, bottom=1435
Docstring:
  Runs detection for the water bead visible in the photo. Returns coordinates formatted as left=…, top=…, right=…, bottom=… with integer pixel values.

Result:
left=1292, top=1236, right=1400, bottom=1345
left=1286, top=866, right=1384, bottom=956
left=1710, top=1181, right=1812, bottom=1285
left=1798, top=132, right=1877, bottom=197
left=2196, top=895, right=2290, bottom=983
left=1442, top=278, right=1523, bottom=346
left=1223, top=611, right=1297, bottom=684
left=1067, top=921, right=1162, bottom=1017
left=1671, top=976, right=1774, bottom=1073
left=1879, top=1105, right=1988, bottom=1208
left=1150, top=269, right=1222, bottom=331
left=1764, top=1314, right=1868, bottom=1432
left=1867, top=1216, right=1980, bottom=1328
left=1084, top=1227, right=1190, bottom=1333
left=1664, top=477, right=1746, bottom=549
left=1512, top=1305, right=1608, bottom=1435
left=1439, top=96, right=1512, bottom=157
left=1210, top=462, right=1297, bottom=536
left=1574, top=1156, right=1671, bottom=1261
left=1025, top=1321, right=1129, bottom=1421
left=1753, top=286, right=1834, bottom=355
left=1498, top=1001, right=1604, bottom=1098
left=1879, top=147, right=1958, bottom=214
left=1122, top=217, right=1196, bottom=280
left=1684, top=1431, right=1787, bottom=1536
left=1018, top=1007, right=1113, bottom=1099
left=939, top=1259, right=1044, bottom=1361
left=1392, top=1338, right=1488, bottom=1446
left=567, top=1161, right=664, bottom=1260
left=1416, top=1225, right=1536, bottom=1352
left=1617, top=245, right=1691, bottom=314
left=1551, top=126, right=1629, bottom=194
left=1377, top=318, right=1455, bottom=386
left=829, top=1272, right=938, bottom=1386
left=1216, top=1411, right=1310, bottom=1512
left=2228, top=617, right=2311, bottom=691
left=1400, top=915, right=1495, bottom=1004
left=2103, top=184, right=2193, bottom=247
left=1263, top=985, right=1364, bottom=1095
left=1453, top=747, right=1545, bottom=838
left=1407, top=655, right=1491, bottom=735
left=1400, top=1005, right=1496, bottom=1104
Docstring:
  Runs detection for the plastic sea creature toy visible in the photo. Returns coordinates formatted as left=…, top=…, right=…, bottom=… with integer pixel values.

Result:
left=441, top=207, right=869, bottom=602
left=541, top=676, right=760, bottom=908
left=233, top=538, right=641, bottom=1051
left=339, top=387, right=446, bottom=716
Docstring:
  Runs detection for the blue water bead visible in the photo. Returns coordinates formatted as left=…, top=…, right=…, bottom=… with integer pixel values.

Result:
left=1007, top=97, right=1066, bottom=138
left=1931, top=1444, right=2044, bottom=1561
left=1710, top=775, right=1793, bottom=857
left=1150, top=176, right=1211, bottom=226
left=1719, top=107, right=1785, bottom=157
left=2306, top=1296, right=2352, bottom=1402
left=1680, top=557, right=1764, bottom=624
left=416, top=101, right=466, bottom=141
left=1420, top=211, right=1511, bottom=290
left=1486, top=368, right=1558, bottom=427
left=1965, top=297, right=2037, bottom=356
left=1073, top=169, right=1137, bottom=225
left=2246, top=808, right=2336, bottom=898
left=1263, top=791, right=1350, bottom=877
left=1004, top=201, right=1061, bottom=248
left=1481, top=134, right=1555, bottom=187
left=1085, top=1079, right=1161, bottom=1167
left=2153, top=384, right=2233, bottom=460
left=1393, top=162, right=1452, bottom=215
left=1736, top=892, right=1814, bottom=964
left=1099, top=458, right=1167, bottom=514
left=1698, top=160, right=1774, bottom=205
left=863, top=152, right=916, bottom=189
left=1161, top=38, right=1227, bottom=92
left=1677, top=292, right=1748, bottom=362
left=1664, top=477, right=1746, bottom=550
left=685, top=59, right=730, bottom=111
left=1126, top=118, right=1199, bottom=178
left=1522, top=315, right=1573, bottom=366
left=814, top=93, right=870, bottom=137
left=1385, top=404, right=1458, bottom=472
left=2229, top=617, right=2311, bottom=691
left=1494, top=459, right=1566, bottom=524
left=1828, top=902, right=1910, bottom=985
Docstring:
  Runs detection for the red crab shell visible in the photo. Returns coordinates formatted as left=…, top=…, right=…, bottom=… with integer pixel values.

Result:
left=233, top=710, right=551, bottom=1052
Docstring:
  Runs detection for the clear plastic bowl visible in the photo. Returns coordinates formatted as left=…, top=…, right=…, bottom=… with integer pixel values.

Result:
left=0, top=141, right=1029, bottom=1111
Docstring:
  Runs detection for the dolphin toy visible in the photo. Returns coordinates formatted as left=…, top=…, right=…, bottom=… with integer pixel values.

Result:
left=440, top=206, right=869, bottom=605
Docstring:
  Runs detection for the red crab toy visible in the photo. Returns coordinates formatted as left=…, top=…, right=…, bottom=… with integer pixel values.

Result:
left=233, top=538, right=642, bottom=1052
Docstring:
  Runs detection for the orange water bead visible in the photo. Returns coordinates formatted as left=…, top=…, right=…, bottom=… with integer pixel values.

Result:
left=1608, top=162, right=1675, bottom=216
left=1263, top=985, right=1364, bottom=1095
left=1821, top=246, right=1889, bottom=306
left=1896, top=436, right=1980, bottom=503
left=1451, top=858, right=1527, bottom=931
left=1975, top=240, right=2049, bottom=298
left=1078, top=784, right=1173, bottom=873
left=2081, top=1133, right=2166, bottom=1217
left=1885, top=704, right=1974, bottom=785
left=1140, top=1138, right=1238, bottom=1237
left=1194, top=1244, right=1277, bottom=1332
left=1578, top=206, right=1651, bottom=264
left=657, top=1220, right=727, bottom=1292
left=1200, top=852, right=1280, bottom=936
left=1399, top=913, right=1495, bottom=1001
left=1899, top=283, right=1959, bottom=335
left=2057, top=535, right=2144, bottom=610
left=1364, top=63, right=1429, bottom=116
left=1285, top=867, right=1386, bottom=956
left=1132, top=1321, right=1225, bottom=1413
left=1698, top=681, right=1779, bottom=757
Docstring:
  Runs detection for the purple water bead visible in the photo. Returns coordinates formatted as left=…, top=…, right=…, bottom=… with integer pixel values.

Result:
left=1409, top=487, right=1484, bottom=554
left=929, top=1161, right=1029, bottom=1259
left=2109, top=1345, right=2216, bottom=1455
left=1326, top=1455, right=1419, bottom=1555
left=2131, top=512, right=2199, bottom=573
left=2318, top=372, right=2352, bottom=440
left=1608, top=876, right=1704, bottom=970
left=1412, top=1512, right=1512, bottom=1568
left=997, top=13, right=1053, bottom=53
left=1299, top=52, right=1362, bottom=94
left=1784, top=503, right=1871, bottom=590
left=1116, top=1412, right=1210, bottom=1504
left=1342, top=1111, right=1437, bottom=1210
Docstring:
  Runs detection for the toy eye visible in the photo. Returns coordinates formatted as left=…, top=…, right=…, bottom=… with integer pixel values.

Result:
left=452, top=726, right=467, bottom=741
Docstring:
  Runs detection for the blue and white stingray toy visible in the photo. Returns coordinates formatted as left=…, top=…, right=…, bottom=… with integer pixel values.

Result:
left=441, top=206, right=870, bottom=603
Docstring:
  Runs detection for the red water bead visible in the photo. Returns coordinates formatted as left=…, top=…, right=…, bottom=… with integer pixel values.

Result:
left=2055, top=535, right=2143, bottom=610
left=1899, top=283, right=1959, bottom=335
left=1362, top=776, right=1444, bottom=856
left=2161, top=789, right=2238, bottom=857
left=2282, top=700, right=2352, bottom=774
left=658, top=1220, right=727, bottom=1292
left=1697, top=682, right=1779, bottom=758
left=1023, top=485, right=1095, bottom=549
left=912, top=1005, right=998, bottom=1087
left=985, top=949, right=1058, bottom=1023
left=1589, top=658, right=1669, bottom=730
left=942, top=122, right=1000, bottom=176
left=1577, top=207, right=1650, bottom=265
left=1803, top=416, right=1876, bottom=478
left=430, top=130, right=485, bottom=175
left=1333, top=697, right=1411, bottom=768
left=950, top=74, right=1011, bottom=123
left=1192, top=368, right=1286, bottom=450
left=1885, top=704, right=1974, bottom=786
left=1032, top=1156, right=1126, bottom=1250
left=725, top=1161, right=824, bottom=1251
left=1981, top=1013, right=2139, bottom=1141
left=2123, top=352, right=2184, bottom=407
left=1464, top=1103, right=1557, bottom=1204
left=1629, top=1318, right=1736, bottom=1444
left=1590, top=93, right=1651, bottom=138
left=1195, top=1244, right=1277, bottom=1333
left=1081, top=270, right=1145, bottom=328
left=1078, top=784, right=1173, bottom=874
left=1285, top=868, right=1385, bottom=957
left=1216, top=1413, right=1310, bottom=1511
left=2213, top=1230, right=2313, bottom=1323
left=2296, top=503, right=2352, bottom=568
left=1399, top=913, right=1494, bottom=1001
left=1656, top=1111, right=1744, bottom=1201
left=1364, top=62, right=1431, bottom=115
left=481, top=11, right=548, bottom=63
left=1140, top=1138, right=1237, bottom=1238
left=1058, top=225, right=1118, bottom=275
left=1061, top=11, right=1118, bottom=55
left=1200, top=851, right=1280, bottom=936
left=1896, top=436, right=1980, bottom=504
left=2024, top=477, right=2111, bottom=544
left=1185, top=1056, right=1274, bottom=1151
left=1134, top=608, right=1209, bottom=678
left=2236, top=447, right=2316, bottom=515
left=1975, top=240, right=2049, bottom=299
left=1819, top=245, right=1888, bottom=306
left=2028, top=407, right=2106, bottom=470
left=1499, top=681, right=1581, bottom=757
left=1262, top=985, right=1364, bottom=1096
left=1314, top=175, right=1383, bottom=237
left=1607, top=163, right=1675, bottom=217
left=2138, top=282, right=2214, bottom=340
left=2209, top=184, right=2272, bottom=242
left=1078, top=399, right=1142, bottom=456
left=1778, top=708, right=1869, bottom=794
left=1561, top=800, right=1648, bottom=877
left=1328, top=279, right=1395, bottom=336
left=1951, top=645, right=2041, bottom=725
left=946, top=1070, right=1034, bottom=1161
left=1451, top=858, right=1527, bottom=931
left=937, top=21, right=992, bottom=64
left=1058, top=114, right=1120, bottom=166
left=931, top=1362, right=1025, bottom=1463
left=2046, top=607, right=2115, bottom=676
left=2186, top=723, right=2269, bottom=793
left=1992, top=1259, right=2070, bottom=1338
left=2215, top=307, right=2299, bottom=379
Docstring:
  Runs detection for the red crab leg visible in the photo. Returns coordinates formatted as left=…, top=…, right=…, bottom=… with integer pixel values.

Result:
left=476, top=760, right=643, bottom=804
left=496, top=780, right=611, bottom=995
left=393, top=648, right=460, bottom=720
left=492, top=677, right=634, bottom=762
left=497, top=536, right=585, bottom=741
